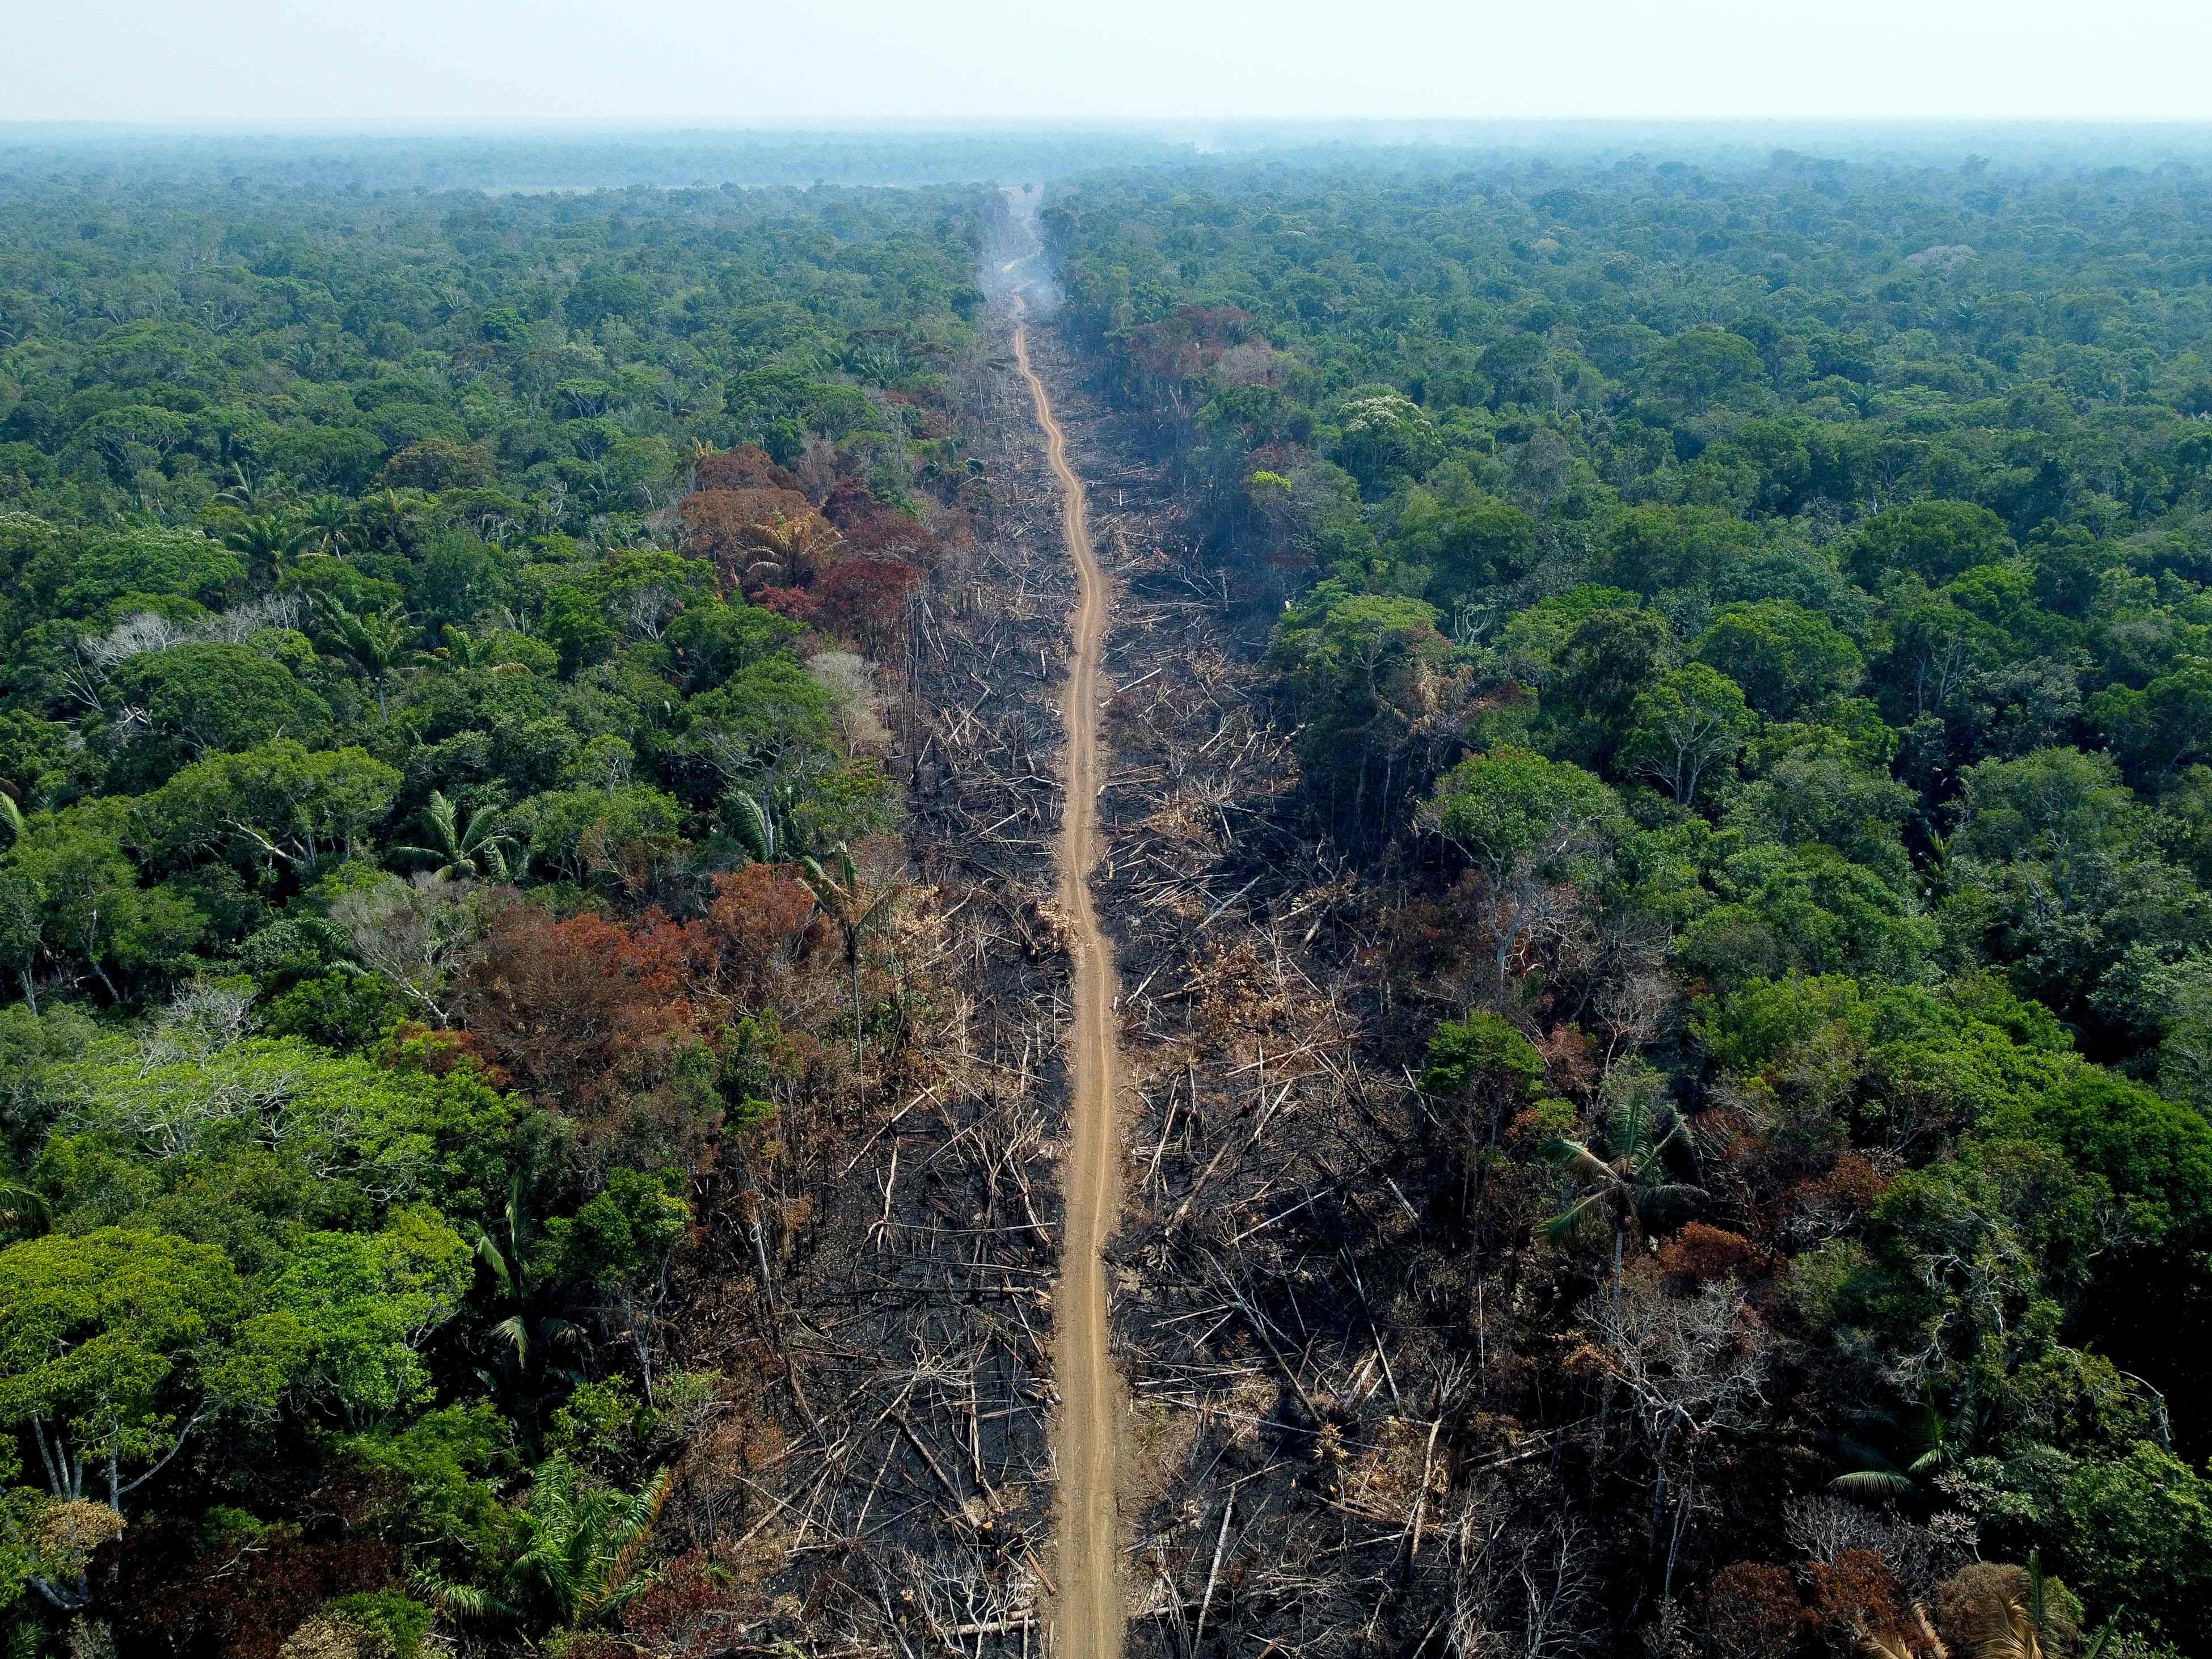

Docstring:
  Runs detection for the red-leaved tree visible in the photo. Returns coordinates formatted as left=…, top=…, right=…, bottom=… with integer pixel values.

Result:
left=814, top=556, right=921, bottom=656
left=452, top=866, right=822, bottom=1168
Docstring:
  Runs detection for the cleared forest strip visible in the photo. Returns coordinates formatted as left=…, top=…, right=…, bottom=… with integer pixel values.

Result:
left=1008, top=328, right=1495, bottom=1657
left=1012, top=297, right=1131, bottom=1659
left=708, top=310, right=1086, bottom=1655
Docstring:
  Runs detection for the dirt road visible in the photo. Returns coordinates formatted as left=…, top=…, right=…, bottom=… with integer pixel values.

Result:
left=1012, top=296, right=1127, bottom=1658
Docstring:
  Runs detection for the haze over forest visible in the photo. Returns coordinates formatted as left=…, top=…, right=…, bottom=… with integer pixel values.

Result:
left=11, top=5, right=2212, bottom=1657
left=15, top=0, right=2212, bottom=124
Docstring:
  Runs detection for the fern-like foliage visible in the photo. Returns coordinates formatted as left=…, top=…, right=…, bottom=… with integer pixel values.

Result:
left=509, top=1457, right=673, bottom=1628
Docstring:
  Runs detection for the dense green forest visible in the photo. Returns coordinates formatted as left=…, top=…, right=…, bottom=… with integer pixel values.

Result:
left=0, top=170, right=987, bottom=1653
left=1056, top=151, right=2212, bottom=1656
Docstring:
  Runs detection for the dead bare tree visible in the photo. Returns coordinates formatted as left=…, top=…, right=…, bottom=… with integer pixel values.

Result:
left=1577, top=1276, right=1769, bottom=1592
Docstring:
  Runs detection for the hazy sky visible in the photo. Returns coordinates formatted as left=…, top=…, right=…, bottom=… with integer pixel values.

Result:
left=14, top=0, right=2212, bottom=125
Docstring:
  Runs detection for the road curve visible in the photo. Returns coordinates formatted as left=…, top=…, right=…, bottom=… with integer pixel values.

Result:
left=1012, top=298, right=1128, bottom=1659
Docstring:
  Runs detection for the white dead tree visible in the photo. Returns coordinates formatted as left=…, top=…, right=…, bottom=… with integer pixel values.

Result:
left=1578, top=1277, right=1768, bottom=1586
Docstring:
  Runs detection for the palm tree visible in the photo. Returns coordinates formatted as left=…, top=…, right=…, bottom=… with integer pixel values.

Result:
left=845, top=331, right=911, bottom=384
left=1855, top=1603, right=1949, bottom=1659
left=215, top=509, right=313, bottom=582
left=797, top=841, right=908, bottom=1071
left=1860, top=1556, right=2114, bottom=1659
left=508, top=1458, right=672, bottom=1629
left=725, top=782, right=804, bottom=863
left=742, top=513, right=841, bottom=587
left=1544, top=1080, right=1703, bottom=1290
left=214, top=462, right=285, bottom=513
left=1831, top=1381, right=1956, bottom=1500
left=299, top=493, right=354, bottom=557
left=437, top=623, right=495, bottom=670
left=316, top=596, right=416, bottom=723
left=415, top=1458, right=670, bottom=1635
left=0, top=788, right=23, bottom=849
left=462, top=1173, right=584, bottom=1417
left=394, top=791, right=518, bottom=881
left=356, top=487, right=427, bottom=554
left=0, top=1176, right=50, bottom=1236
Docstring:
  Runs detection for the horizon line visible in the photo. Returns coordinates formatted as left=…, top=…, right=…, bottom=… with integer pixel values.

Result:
left=12, top=116, right=2212, bottom=136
